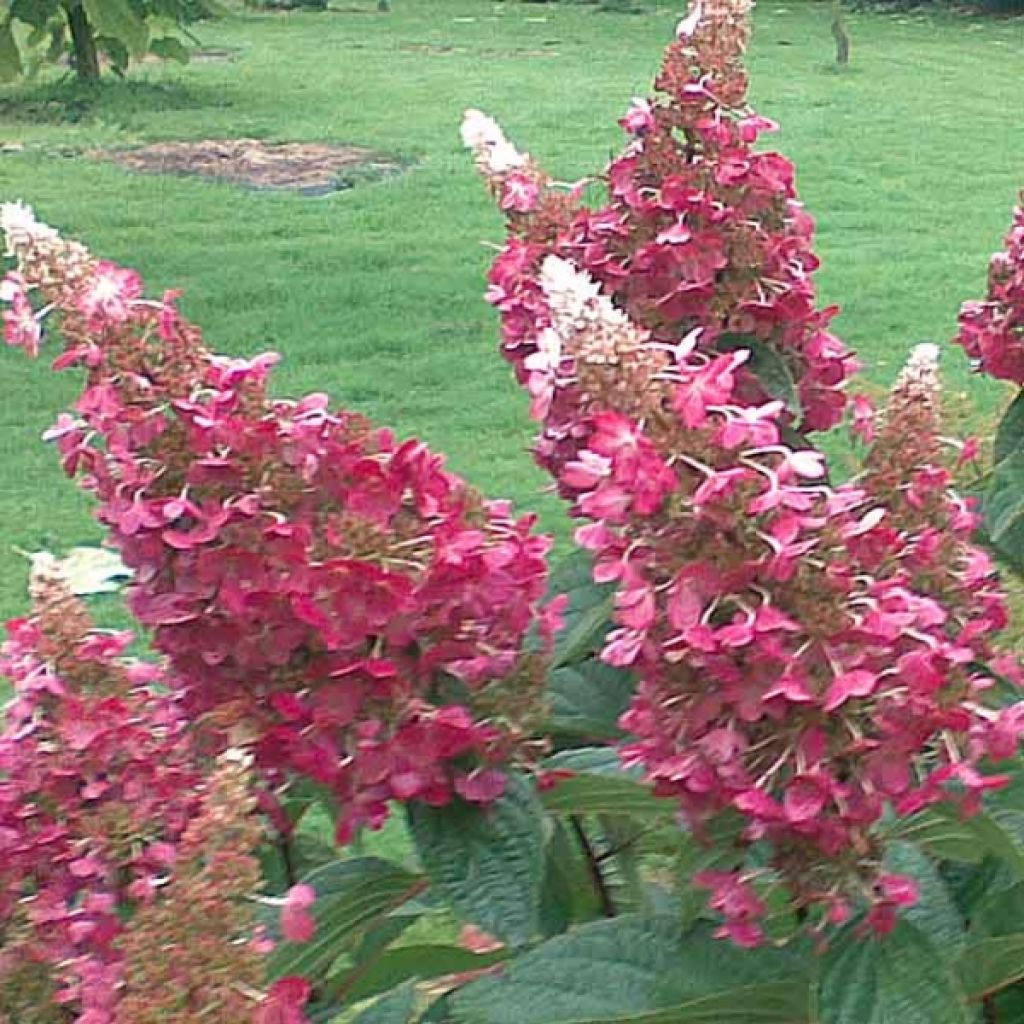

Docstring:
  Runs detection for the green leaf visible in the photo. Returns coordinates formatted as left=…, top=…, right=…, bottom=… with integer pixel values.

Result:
left=994, top=984, right=1024, bottom=1021
left=955, top=934, right=1024, bottom=1001
left=548, top=660, right=634, bottom=741
left=539, top=818, right=600, bottom=933
left=937, top=807, right=1024, bottom=881
left=941, top=858, right=1012, bottom=922
left=407, top=773, right=546, bottom=948
left=266, top=857, right=424, bottom=982
left=883, top=842, right=965, bottom=957
left=584, top=985, right=812, bottom=1023
left=890, top=810, right=987, bottom=864
left=83, top=0, right=147, bottom=53
left=966, top=881, right=1024, bottom=937
left=148, top=33, right=188, bottom=62
left=11, top=0, right=59, bottom=29
left=548, top=549, right=615, bottom=667
left=983, top=451, right=1024, bottom=566
left=995, top=390, right=1024, bottom=464
left=545, top=747, right=634, bottom=776
left=818, top=919, right=971, bottom=1024
left=0, top=17, right=23, bottom=81
left=718, top=334, right=800, bottom=414
left=540, top=772, right=676, bottom=820
left=334, top=945, right=507, bottom=1006
left=352, top=979, right=418, bottom=1024
left=453, top=916, right=812, bottom=1024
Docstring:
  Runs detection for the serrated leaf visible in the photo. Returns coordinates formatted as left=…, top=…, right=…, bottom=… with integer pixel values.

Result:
left=818, top=919, right=971, bottom=1024
left=540, top=773, right=676, bottom=820
left=995, top=390, right=1024, bottom=464
left=890, top=809, right=987, bottom=863
left=548, top=549, right=615, bottom=667
left=883, top=842, right=965, bottom=957
left=932, top=807, right=1024, bottom=881
left=540, top=818, right=599, bottom=933
left=333, top=945, right=507, bottom=1006
left=955, top=934, right=1024, bottom=1001
left=718, top=333, right=800, bottom=414
left=899, top=806, right=1024, bottom=879
left=545, top=747, right=637, bottom=777
left=548, top=660, right=635, bottom=741
left=453, top=916, right=812, bottom=1024
left=983, top=451, right=1024, bottom=566
left=352, top=979, right=418, bottom=1024
left=266, top=857, right=424, bottom=982
left=0, top=17, right=23, bottom=82
left=407, top=773, right=545, bottom=948
left=591, top=984, right=811, bottom=1023
left=941, top=858, right=1012, bottom=922
left=967, top=881, right=1024, bottom=937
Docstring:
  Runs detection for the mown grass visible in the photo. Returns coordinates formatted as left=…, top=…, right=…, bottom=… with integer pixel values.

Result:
left=0, top=0, right=1021, bottom=624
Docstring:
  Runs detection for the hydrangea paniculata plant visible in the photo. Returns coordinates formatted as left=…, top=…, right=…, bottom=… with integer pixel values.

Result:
left=0, top=567, right=296, bottom=1022
left=464, top=2, right=1022, bottom=946
left=954, top=194, right=1024, bottom=384
left=462, top=0, right=856, bottom=471
left=0, top=202, right=558, bottom=846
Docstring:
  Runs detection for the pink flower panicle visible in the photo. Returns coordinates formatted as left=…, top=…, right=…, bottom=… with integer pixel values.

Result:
left=0, top=567, right=309, bottom=1022
left=463, top=0, right=856, bottom=451
left=0, top=566, right=199, bottom=1022
left=473, top=232, right=1021, bottom=943
left=113, top=759, right=285, bottom=1023
left=0, top=203, right=556, bottom=846
left=465, top=0, right=1021, bottom=944
left=955, top=195, right=1024, bottom=384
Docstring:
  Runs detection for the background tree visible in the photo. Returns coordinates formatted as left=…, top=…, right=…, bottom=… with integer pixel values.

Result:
left=0, top=0, right=219, bottom=83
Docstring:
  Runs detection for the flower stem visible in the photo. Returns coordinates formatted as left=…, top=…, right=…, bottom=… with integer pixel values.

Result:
left=570, top=815, right=617, bottom=918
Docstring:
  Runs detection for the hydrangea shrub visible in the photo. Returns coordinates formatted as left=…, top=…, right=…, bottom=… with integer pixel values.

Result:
left=2, top=1, right=1024, bottom=1022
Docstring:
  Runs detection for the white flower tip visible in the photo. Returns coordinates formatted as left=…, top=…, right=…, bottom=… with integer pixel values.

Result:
left=911, top=342, right=941, bottom=365
left=1, top=200, right=59, bottom=252
left=460, top=109, right=528, bottom=175
left=0, top=199, right=35, bottom=228
left=460, top=108, right=502, bottom=150
left=676, top=0, right=704, bottom=38
left=539, top=254, right=579, bottom=291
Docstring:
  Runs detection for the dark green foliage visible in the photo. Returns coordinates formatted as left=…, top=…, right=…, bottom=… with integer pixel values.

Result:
left=0, top=0, right=220, bottom=81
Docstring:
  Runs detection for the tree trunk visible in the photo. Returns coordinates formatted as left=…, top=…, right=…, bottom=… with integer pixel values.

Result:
left=66, top=2, right=101, bottom=80
left=831, top=0, right=850, bottom=66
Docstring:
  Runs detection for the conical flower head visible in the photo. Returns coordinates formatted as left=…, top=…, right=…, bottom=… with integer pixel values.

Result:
left=464, top=0, right=855, bottom=439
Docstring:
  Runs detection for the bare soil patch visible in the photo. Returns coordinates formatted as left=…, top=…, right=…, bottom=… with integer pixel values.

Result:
left=97, top=138, right=405, bottom=195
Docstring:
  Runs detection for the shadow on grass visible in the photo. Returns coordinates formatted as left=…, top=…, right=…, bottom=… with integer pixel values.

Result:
left=0, top=78, right=232, bottom=125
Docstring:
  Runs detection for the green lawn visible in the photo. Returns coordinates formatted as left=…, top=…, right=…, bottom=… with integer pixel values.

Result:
left=0, top=0, right=1022, bottom=623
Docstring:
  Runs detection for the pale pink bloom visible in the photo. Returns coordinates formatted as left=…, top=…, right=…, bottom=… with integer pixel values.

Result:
left=280, top=884, right=317, bottom=943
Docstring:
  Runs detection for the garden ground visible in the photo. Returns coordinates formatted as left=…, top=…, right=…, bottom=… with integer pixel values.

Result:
left=0, top=0, right=1022, bottom=628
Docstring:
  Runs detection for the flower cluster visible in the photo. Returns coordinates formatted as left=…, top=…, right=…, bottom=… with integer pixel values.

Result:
left=954, top=194, right=1024, bottom=384
left=115, top=760, right=310, bottom=1023
left=0, top=565, right=285, bottom=1022
left=464, top=0, right=856, bottom=469
left=533, top=255, right=1018, bottom=943
left=465, top=1, right=1022, bottom=940
left=0, top=203, right=557, bottom=845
